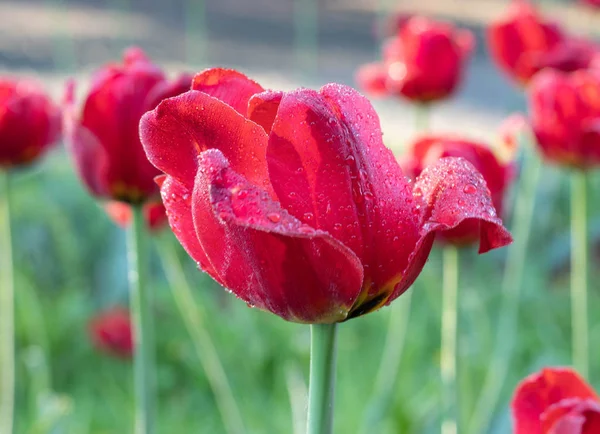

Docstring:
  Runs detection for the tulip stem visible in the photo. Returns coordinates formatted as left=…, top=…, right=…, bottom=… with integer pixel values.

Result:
left=441, top=245, right=459, bottom=434
left=467, top=147, right=541, bottom=434
left=0, top=170, right=15, bottom=434
left=307, top=323, right=338, bottom=434
left=415, top=104, right=430, bottom=133
left=128, top=205, right=155, bottom=434
left=571, top=171, right=588, bottom=379
left=157, top=236, right=246, bottom=434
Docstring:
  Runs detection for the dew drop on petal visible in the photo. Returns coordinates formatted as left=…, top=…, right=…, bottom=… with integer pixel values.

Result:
left=267, top=212, right=281, bottom=223
left=463, top=184, right=477, bottom=194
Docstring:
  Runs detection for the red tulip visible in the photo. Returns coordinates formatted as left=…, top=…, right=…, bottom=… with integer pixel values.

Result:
left=527, top=68, right=600, bottom=169
left=356, top=16, right=474, bottom=103
left=402, top=136, right=514, bottom=246
left=140, top=68, right=512, bottom=323
left=512, top=367, right=600, bottom=434
left=581, top=0, right=600, bottom=8
left=63, top=47, right=193, bottom=204
left=488, top=1, right=596, bottom=85
left=89, top=307, right=133, bottom=358
left=0, top=78, right=61, bottom=168
left=104, top=200, right=167, bottom=232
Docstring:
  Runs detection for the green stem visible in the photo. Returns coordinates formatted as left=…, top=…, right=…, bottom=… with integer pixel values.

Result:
left=307, top=323, right=338, bottom=434
left=571, top=171, right=588, bottom=379
left=357, top=291, right=412, bottom=434
left=0, top=170, right=14, bottom=434
left=128, top=205, right=154, bottom=434
left=293, top=0, right=319, bottom=78
left=157, top=237, right=245, bottom=434
left=415, top=104, right=430, bottom=133
left=441, top=246, right=459, bottom=434
left=467, top=148, right=541, bottom=434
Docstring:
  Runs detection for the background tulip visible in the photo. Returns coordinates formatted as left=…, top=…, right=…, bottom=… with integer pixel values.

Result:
left=528, top=68, right=600, bottom=169
left=89, top=307, right=134, bottom=359
left=104, top=200, right=167, bottom=232
left=356, top=16, right=474, bottom=103
left=63, top=47, right=193, bottom=204
left=512, top=367, right=600, bottom=434
left=0, top=78, right=61, bottom=168
left=402, top=136, right=514, bottom=246
left=141, top=68, right=512, bottom=324
left=488, top=1, right=596, bottom=85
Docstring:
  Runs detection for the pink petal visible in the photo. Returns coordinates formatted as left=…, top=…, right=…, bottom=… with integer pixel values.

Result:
left=191, top=149, right=364, bottom=323
left=140, top=90, right=271, bottom=192
left=191, top=68, right=264, bottom=115
left=247, top=90, right=283, bottom=134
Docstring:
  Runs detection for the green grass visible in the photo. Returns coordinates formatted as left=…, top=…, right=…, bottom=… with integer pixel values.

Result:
left=7, top=147, right=599, bottom=433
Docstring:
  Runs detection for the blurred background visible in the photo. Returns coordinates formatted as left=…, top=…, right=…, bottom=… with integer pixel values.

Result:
left=1, top=0, right=599, bottom=433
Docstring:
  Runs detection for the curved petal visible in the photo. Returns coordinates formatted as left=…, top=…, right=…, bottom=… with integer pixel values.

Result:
left=145, top=73, right=194, bottom=111
left=191, top=68, right=264, bottom=115
left=247, top=90, right=283, bottom=134
left=63, top=80, right=109, bottom=196
left=192, top=149, right=364, bottom=323
left=355, top=63, right=389, bottom=98
left=266, top=84, right=420, bottom=313
left=140, top=90, right=271, bottom=192
left=411, top=156, right=513, bottom=254
left=511, top=367, right=599, bottom=434
left=160, top=175, right=219, bottom=279
left=541, top=399, right=600, bottom=433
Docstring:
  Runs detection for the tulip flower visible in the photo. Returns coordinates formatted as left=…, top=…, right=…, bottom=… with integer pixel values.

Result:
left=140, top=67, right=512, bottom=434
left=89, top=307, right=134, bottom=359
left=581, top=0, right=600, bottom=7
left=104, top=200, right=167, bottom=232
left=63, top=47, right=193, bottom=204
left=512, top=367, right=600, bottom=434
left=0, top=78, right=61, bottom=168
left=403, top=136, right=514, bottom=246
left=0, top=77, right=60, bottom=434
left=488, top=1, right=596, bottom=85
left=141, top=68, right=511, bottom=324
left=356, top=16, right=474, bottom=103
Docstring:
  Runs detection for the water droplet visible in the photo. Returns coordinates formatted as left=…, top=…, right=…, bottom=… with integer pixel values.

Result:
left=463, top=184, right=477, bottom=194
left=304, top=212, right=314, bottom=221
left=267, top=212, right=281, bottom=223
left=237, top=189, right=248, bottom=199
left=333, top=223, right=342, bottom=231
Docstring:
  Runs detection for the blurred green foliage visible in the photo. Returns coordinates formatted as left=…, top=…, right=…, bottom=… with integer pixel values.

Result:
left=8, top=146, right=600, bottom=433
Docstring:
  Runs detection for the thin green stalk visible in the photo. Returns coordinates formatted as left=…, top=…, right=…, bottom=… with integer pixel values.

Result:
left=415, top=104, right=430, bottom=133
left=157, top=237, right=245, bottom=434
left=128, top=205, right=154, bottom=434
left=571, top=171, right=588, bottom=378
left=358, top=291, right=412, bottom=434
left=0, top=170, right=14, bottom=434
left=441, top=246, right=459, bottom=434
left=293, top=0, right=318, bottom=78
left=307, top=323, right=338, bottom=434
left=467, top=149, right=541, bottom=434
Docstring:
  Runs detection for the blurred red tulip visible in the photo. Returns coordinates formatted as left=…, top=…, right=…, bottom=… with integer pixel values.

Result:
left=527, top=68, right=600, bottom=169
left=140, top=68, right=512, bottom=323
left=89, top=307, right=133, bottom=359
left=0, top=78, right=61, bottom=168
left=63, top=47, right=193, bottom=204
left=512, top=367, right=600, bottom=434
left=488, top=1, right=596, bottom=85
left=356, top=16, right=474, bottom=103
left=581, top=0, right=600, bottom=7
left=402, top=136, right=514, bottom=246
left=104, top=200, right=167, bottom=232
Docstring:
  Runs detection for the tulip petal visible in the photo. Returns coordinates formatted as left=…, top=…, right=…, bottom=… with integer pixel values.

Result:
left=512, top=367, right=599, bottom=434
left=541, top=399, right=600, bottom=433
left=355, top=63, right=389, bottom=97
left=191, top=68, right=264, bottom=115
left=266, top=85, right=421, bottom=313
left=160, top=175, right=219, bottom=279
left=248, top=90, right=283, bottom=133
left=192, top=149, right=364, bottom=323
left=412, top=156, right=513, bottom=254
left=140, top=91, right=271, bottom=191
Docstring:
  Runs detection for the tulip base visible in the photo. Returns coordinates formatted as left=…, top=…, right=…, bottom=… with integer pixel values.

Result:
left=307, top=323, right=338, bottom=434
left=128, top=205, right=155, bottom=434
left=571, top=171, right=589, bottom=379
left=0, top=170, right=14, bottom=434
